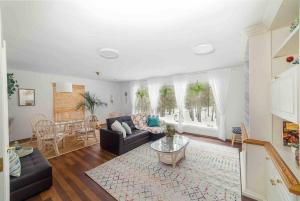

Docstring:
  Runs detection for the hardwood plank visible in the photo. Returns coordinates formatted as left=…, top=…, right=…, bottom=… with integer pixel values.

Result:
left=52, top=169, right=80, bottom=201
left=26, top=135, right=255, bottom=201
left=41, top=187, right=64, bottom=201
left=52, top=177, right=72, bottom=201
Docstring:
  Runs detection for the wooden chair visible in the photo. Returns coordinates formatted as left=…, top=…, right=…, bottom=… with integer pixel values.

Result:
left=30, top=113, right=47, bottom=142
left=75, top=115, right=98, bottom=142
left=35, top=120, right=65, bottom=155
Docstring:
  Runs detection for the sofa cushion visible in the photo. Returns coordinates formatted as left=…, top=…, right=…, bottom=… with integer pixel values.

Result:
left=9, top=150, right=21, bottom=177
left=123, top=130, right=149, bottom=144
left=10, top=149, right=52, bottom=192
left=122, top=122, right=132, bottom=135
left=111, top=120, right=126, bottom=138
left=144, top=126, right=165, bottom=134
left=132, top=114, right=148, bottom=129
left=147, top=115, right=160, bottom=127
left=107, top=116, right=136, bottom=131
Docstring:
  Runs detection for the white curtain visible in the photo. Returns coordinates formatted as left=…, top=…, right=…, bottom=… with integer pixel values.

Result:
left=173, top=76, right=187, bottom=133
left=207, top=68, right=231, bottom=141
left=147, top=79, right=162, bottom=114
left=130, top=81, right=140, bottom=114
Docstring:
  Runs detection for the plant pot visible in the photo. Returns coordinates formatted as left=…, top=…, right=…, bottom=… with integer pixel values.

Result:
left=295, top=149, right=299, bottom=166
left=291, top=146, right=298, bottom=153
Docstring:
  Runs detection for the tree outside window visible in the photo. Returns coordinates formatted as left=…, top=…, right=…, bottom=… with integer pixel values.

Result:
left=185, top=82, right=216, bottom=126
left=133, top=82, right=216, bottom=128
left=135, top=88, right=150, bottom=114
left=157, top=86, right=177, bottom=117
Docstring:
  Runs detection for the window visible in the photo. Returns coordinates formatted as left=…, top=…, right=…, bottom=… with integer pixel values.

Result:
left=157, top=85, right=177, bottom=117
left=185, top=82, right=216, bottom=127
left=133, top=81, right=217, bottom=128
left=135, top=87, right=150, bottom=114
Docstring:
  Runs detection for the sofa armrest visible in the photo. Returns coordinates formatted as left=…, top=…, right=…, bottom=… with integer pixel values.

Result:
left=100, top=128, right=123, bottom=143
left=100, top=128, right=123, bottom=155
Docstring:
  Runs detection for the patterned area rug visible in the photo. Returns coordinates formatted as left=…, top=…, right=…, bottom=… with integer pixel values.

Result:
left=86, top=139, right=241, bottom=201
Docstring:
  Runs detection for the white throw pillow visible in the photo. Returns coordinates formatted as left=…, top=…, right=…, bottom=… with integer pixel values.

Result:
left=111, top=120, right=126, bottom=138
left=122, top=122, right=132, bottom=135
left=8, top=149, right=21, bottom=177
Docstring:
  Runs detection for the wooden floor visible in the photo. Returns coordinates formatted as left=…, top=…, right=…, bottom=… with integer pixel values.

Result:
left=27, top=134, right=256, bottom=201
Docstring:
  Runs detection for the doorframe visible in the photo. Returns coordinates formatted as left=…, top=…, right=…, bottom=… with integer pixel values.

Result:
left=0, top=10, right=10, bottom=200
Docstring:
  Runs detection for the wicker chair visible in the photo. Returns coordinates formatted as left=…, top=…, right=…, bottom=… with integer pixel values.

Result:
left=74, top=115, right=98, bottom=142
left=35, top=120, right=64, bottom=155
left=30, top=113, right=47, bottom=142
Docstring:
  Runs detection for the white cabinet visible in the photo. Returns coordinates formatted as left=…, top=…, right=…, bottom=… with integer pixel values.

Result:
left=271, top=65, right=299, bottom=123
left=272, top=79, right=280, bottom=116
left=265, top=154, right=300, bottom=201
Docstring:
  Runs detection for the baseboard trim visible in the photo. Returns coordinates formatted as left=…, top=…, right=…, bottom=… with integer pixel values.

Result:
left=183, top=132, right=236, bottom=142
left=9, top=137, right=31, bottom=145
left=243, top=188, right=266, bottom=201
left=183, top=132, right=219, bottom=139
left=183, top=132, right=243, bottom=145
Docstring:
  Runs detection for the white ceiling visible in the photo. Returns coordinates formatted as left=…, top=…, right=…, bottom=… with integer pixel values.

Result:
left=0, top=0, right=268, bottom=81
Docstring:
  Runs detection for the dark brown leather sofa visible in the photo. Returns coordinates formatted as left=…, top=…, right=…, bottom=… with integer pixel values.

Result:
left=10, top=149, right=52, bottom=201
left=100, top=116, right=164, bottom=155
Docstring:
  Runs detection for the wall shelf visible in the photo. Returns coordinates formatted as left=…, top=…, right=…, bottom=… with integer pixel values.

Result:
left=273, top=25, right=299, bottom=58
left=269, top=0, right=299, bottom=29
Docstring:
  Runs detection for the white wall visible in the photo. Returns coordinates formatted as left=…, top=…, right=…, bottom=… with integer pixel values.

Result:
left=8, top=69, right=125, bottom=141
left=225, top=66, right=246, bottom=139
left=119, top=82, right=132, bottom=115
left=119, top=65, right=246, bottom=140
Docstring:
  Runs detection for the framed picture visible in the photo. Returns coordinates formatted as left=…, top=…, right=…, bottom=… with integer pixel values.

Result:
left=18, top=88, right=35, bottom=106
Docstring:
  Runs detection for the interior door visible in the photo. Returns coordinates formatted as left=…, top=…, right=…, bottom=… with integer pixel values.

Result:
left=0, top=10, right=10, bottom=201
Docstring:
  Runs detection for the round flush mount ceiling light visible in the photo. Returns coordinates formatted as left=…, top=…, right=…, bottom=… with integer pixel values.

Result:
left=98, top=48, right=119, bottom=59
left=193, top=43, right=214, bottom=55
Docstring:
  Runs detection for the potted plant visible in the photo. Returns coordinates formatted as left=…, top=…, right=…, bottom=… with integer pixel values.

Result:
left=136, top=88, right=150, bottom=114
left=7, top=73, right=19, bottom=127
left=165, top=124, right=176, bottom=137
left=76, top=92, right=107, bottom=122
left=7, top=73, right=19, bottom=98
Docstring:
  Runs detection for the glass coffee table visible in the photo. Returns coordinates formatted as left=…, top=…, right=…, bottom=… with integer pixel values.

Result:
left=151, top=135, right=189, bottom=167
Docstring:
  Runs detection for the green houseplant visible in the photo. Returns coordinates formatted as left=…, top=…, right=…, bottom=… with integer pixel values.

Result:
left=136, top=88, right=150, bottom=114
left=7, top=73, right=19, bottom=98
left=165, top=124, right=176, bottom=137
left=76, top=92, right=107, bottom=119
left=159, top=86, right=176, bottom=116
left=185, top=82, right=205, bottom=121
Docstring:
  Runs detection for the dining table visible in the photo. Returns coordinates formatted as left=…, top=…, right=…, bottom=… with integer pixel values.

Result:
left=54, top=119, right=103, bottom=136
left=54, top=119, right=85, bottom=135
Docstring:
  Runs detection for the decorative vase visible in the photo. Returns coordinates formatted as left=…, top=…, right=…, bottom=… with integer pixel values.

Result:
left=286, top=56, right=294, bottom=63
